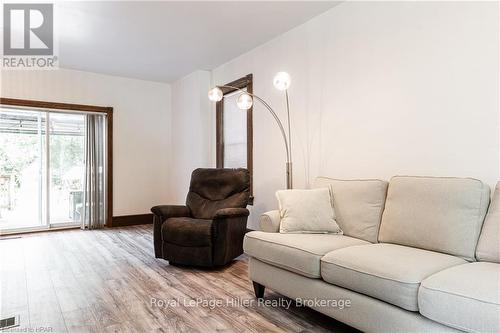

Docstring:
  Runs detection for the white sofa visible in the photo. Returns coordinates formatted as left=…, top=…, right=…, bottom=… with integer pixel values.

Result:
left=243, top=176, right=500, bottom=333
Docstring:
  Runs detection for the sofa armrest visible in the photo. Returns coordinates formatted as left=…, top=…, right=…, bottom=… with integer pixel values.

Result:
left=151, top=205, right=190, bottom=258
left=260, top=210, right=281, bottom=233
left=214, top=207, right=250, bottom=219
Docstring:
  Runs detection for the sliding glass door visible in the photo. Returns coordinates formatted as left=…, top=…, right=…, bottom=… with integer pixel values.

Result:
left=0, top=108, right=88, bottom=232
left=49, top=113, right=85, bottom=225
left=0, top=109, right=46, bottom=230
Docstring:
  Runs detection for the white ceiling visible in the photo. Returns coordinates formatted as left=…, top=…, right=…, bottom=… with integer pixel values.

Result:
left=56, top=1, right=340, bottom=82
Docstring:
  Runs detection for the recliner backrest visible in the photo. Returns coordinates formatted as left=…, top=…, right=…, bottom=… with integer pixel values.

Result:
left=378, top=176, right=490, bottom=261
left=186, top=168, right=250, bottom=219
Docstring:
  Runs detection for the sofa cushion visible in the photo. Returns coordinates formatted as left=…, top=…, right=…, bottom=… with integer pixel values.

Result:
left=419, top=262, right=500, bottom=333
left=276, top=188, right=341, bottom=234
left=378, top=176, right=490, bottom=261
left=162, top=217, right=212, bottom=247
left=243, top=231, right=369, bottom=278
left=321, top=243, right=466, bottom=311
left=476, top=182, right=500, bottom=263
left=313, top=177, right=388, bottom=243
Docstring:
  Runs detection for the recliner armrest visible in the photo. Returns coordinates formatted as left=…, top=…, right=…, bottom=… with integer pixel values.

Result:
left=151, top=205, right=190, bottom=221
left=151, top=204, right=190, bottom=259
left=214, top=207, right=250, bottom=219
left=260, top=210, right=281, bottom=232
left=212, top=207, right=250, bottom=266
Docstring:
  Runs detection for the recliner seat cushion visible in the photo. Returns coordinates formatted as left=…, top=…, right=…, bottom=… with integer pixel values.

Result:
left=313, top=177, right=388, bottom=243
left=378, top=176, right=490, bottom=261
left=162, top=217, right=213, bottom=247
left=243, top=231, right=369, bottom=278
left=321, top=243, right=466, bottom=311
left=476, top=182, right=500, bottom=263
left=419, top=262, right=500, bottom=333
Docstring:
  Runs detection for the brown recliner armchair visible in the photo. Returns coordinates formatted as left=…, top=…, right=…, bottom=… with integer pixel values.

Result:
left=151, top=168, right=250, bottom=267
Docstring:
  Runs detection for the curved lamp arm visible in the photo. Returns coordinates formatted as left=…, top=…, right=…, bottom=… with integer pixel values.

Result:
left=285, top=90, right=292, bottom=165
left=218, top=85, right=290, bottom=164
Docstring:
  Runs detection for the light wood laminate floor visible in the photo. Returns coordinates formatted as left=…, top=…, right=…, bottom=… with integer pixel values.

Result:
left=0, top=225, right=358, bottom=333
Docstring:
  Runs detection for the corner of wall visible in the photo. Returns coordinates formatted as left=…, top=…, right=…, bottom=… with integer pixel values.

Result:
left=168, top=70, right=215, bottom=204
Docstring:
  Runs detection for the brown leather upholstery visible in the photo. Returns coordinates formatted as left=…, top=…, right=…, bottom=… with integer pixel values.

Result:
left=151, top=168, right=250, bottom=267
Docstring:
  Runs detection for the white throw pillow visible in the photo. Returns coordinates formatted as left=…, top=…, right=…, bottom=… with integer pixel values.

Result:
left=276, top=188, right=342, bottom=234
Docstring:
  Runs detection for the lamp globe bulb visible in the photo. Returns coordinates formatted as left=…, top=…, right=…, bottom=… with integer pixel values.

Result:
left=273, top=72, right=291, bottom=91
left=208, top=87, right=223, bottom=102
left=236, top=93, right=253, bottom=110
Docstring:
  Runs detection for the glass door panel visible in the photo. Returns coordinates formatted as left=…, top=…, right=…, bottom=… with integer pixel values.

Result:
left=0, top=109, right=46, bottom=230
left=49, top=113, right=85, bottom=225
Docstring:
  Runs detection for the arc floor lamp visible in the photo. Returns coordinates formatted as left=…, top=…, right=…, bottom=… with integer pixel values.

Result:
left=208, top=72, right=293, bottom=189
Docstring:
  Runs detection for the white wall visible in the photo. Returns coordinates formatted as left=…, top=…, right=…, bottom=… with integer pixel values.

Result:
left=8, top=2, right=495, bottom=229
left=169, top=70, right=212, bottom=203
left=1, top=68, right=171, bottom=216
left=211, top=1, right=499, bottom=229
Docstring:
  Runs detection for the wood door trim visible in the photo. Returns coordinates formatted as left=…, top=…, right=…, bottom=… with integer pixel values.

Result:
left=0, top=97, right=114, bottom=227
left=0, top=97, right=113, bottom=113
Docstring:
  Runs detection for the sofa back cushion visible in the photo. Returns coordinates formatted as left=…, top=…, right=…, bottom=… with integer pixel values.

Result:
left=313, top=177, right=388, bottom=243
left=476, top=182, right=500, bottom=263
left=378, top=176, right=490, bottom=261
left=186, top=168, right=250, bottom=219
